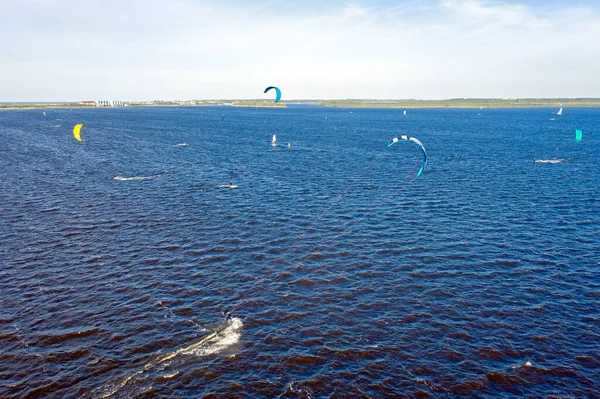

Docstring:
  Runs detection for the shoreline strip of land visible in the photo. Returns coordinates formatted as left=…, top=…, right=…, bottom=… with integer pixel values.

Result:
left=2, top=98, right=600, bottom=110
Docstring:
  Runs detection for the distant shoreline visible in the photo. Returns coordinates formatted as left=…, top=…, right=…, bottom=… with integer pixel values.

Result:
left=305, top=98, right=600, bottom=108
left=2, top=98, right=600, bottom=110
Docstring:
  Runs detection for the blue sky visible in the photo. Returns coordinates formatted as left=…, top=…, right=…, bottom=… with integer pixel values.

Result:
left=2, top=0, right=599, bottom=101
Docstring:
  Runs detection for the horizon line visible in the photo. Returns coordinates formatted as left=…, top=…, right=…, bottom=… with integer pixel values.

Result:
left=2, top=97, right=600, bottom=104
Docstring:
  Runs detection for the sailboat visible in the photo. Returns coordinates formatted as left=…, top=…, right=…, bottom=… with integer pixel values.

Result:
left=271, top=134, right=277, bottom=147
left=403, top=110, right=407, bottom=116
left=557, top=105, right=563, bottom=115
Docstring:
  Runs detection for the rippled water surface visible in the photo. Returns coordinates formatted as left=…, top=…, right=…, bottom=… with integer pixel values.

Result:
left=1, top=106, right=599, bottom=398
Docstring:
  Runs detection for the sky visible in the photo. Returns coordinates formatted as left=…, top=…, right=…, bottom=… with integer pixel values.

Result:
left=2, top=0, right=600, bottom=101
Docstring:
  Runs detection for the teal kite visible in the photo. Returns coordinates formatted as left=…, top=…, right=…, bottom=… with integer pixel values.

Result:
left=388, top=135, right=427, bottom=177
left=264, top=86, right=282, bottom=103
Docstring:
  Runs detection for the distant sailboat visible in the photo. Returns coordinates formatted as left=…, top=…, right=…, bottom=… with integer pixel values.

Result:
left=403, top=110, right=407, bottom=116
left=271, top=134, right=277, bottom=147
left=557, top=107, right=562, bottom=115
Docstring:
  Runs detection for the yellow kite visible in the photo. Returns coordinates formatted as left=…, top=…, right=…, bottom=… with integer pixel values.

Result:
left=73, top=124, right=84, bottom=142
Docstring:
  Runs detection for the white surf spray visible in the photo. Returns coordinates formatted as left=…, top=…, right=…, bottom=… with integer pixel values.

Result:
left=95, top=318, right=243, bottom=399
left=181, top=317, right=243, bottom=358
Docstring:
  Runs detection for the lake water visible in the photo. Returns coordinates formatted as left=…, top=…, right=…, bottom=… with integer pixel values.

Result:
left=1, top=105, right=599, bottom=398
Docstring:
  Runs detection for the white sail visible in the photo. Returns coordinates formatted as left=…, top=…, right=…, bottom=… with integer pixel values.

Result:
left=271, top=134, right=277, bottom=146
left=403, top=110, right=407, bottom=115
left=557, top=107, right=562, bottom=115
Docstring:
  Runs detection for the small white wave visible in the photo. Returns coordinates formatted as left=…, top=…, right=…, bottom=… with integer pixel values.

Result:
left=173, top=143, right=187, bottom=147
left=160, top=371, right=179, bottom=379
left=533, top=158, right=565, bottom=164
left=511, top=361, right=533, bottom=369
left=113, top=175, right=157, bottom=181
left=287, top=382, right=315, bottom=399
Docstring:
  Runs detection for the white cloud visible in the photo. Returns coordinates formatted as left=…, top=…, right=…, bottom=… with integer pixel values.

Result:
left=442, top=0, right=532, bottom=25
left=1, top=0, right=599, bottom=100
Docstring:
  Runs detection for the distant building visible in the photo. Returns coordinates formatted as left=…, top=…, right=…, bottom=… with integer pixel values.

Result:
left=78, top=100, right=126, bottom=107
left=97, top=100, right=125, bottom=107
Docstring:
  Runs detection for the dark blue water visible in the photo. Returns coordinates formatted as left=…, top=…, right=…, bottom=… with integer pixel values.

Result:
left=1, top=106, right=599, bottom=398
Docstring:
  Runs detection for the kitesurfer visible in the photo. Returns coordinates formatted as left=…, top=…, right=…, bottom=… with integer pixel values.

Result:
left=112, top=172, right=117, bottom=180
left=221, top=310, right=232, bottom=322
left=229, top=181, right=233, bottom=186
